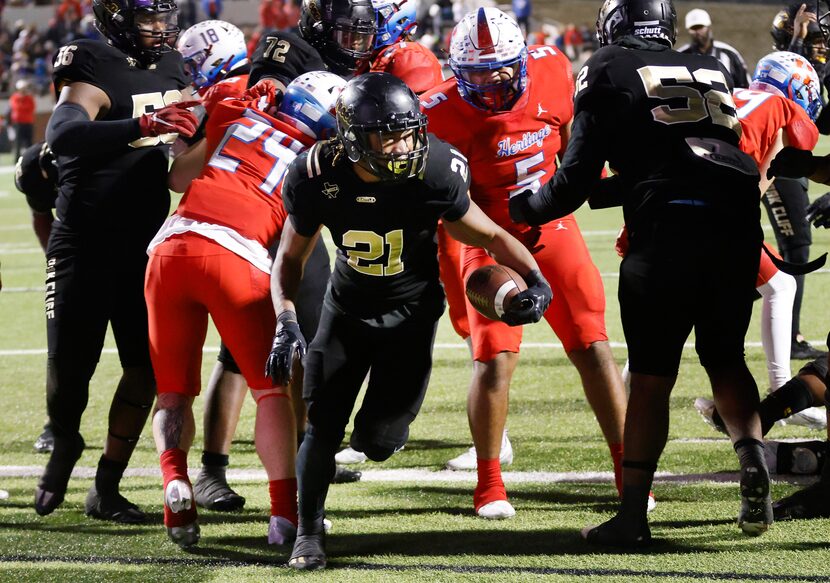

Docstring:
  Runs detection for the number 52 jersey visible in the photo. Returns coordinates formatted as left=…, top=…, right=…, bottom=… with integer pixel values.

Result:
left=420, top=45, right=574, bottom=233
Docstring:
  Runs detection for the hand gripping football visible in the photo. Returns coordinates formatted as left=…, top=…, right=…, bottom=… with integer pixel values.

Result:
left=465, top=265, right=528, bottom=321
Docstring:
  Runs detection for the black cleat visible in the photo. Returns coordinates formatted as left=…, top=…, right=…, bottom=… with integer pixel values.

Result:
left=85, top=485, right=147, bottom=524
left=331, top=465, right=361, bottom=484
left=34, top=426, right=54, bottom=454
left=34, top=433, right=85, bottom=516
left=773, top=480, right=830, bottom=521
left=738, top=466, right=773, bottom=535
left=288, top=532, right=327, bottom=570
left=581, top=513, right=652, bottom=548
left=791, top=339, right=828, bottom=361
left=193, top=467, right=246, bottom=512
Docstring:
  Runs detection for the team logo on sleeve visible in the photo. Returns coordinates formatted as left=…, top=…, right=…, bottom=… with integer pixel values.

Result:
left=496, top=124, right=552, bottom=157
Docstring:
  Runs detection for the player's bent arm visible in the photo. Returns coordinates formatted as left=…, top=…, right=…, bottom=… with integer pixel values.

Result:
left=168, top=139, right=207, bottom=193
left=271, top=218, right=321, bottom=316
left=443, top=200, right=540, bottom=278
left=557, top=118, right=573, bottom=162
left=47, top=82, right=144, bottom=156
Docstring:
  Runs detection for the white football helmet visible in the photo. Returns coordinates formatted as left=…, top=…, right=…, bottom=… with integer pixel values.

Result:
left=448, top=6, right=527, bottom=112
left=278, top=71, right=348, bottom=140
left=177, top=20, right=248, bottom=90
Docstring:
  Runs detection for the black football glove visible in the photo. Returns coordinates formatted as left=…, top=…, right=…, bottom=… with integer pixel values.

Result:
left=500, top=269, right=552, bottom=327
left=508, top=189, right=533, bottom=224
left=265, top=310, right=307, bottom=385
left=766, top=147, right=818, bottom=180
left=807, top=192, right=830, bottom=229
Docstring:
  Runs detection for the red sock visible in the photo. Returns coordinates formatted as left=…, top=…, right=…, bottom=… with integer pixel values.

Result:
left=473, top=457, right=507, bottom=511
left=609, top=442, right=624, bottom=496
left=269, top=478, right=298, bottom=526
left=159, top=448, right=196, bottom=527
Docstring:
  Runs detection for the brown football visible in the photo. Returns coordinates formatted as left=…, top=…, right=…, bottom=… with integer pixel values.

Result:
left=465, top=265, right=528, bottom=321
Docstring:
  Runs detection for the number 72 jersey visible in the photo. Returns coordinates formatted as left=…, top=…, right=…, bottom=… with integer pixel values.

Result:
left=420, top=45, right=574, bottom=232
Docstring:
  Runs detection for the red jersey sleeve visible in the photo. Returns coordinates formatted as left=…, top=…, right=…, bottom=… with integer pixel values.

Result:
left=782, top=98, right=819, bottom=151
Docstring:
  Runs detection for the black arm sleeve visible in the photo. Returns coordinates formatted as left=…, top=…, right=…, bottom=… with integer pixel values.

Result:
left=46, top=102, right=141, bottom=156
left=520, top=108, right=607, bottom=225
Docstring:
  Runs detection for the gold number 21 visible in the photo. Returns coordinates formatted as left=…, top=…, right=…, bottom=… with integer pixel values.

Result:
left=342, top=229, right=404, bottom=276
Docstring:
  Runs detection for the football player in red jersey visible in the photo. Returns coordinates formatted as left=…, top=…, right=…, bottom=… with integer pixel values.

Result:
left=420, top=7, right=628, bottom=518
left=145, top=72, right=346, bottom=549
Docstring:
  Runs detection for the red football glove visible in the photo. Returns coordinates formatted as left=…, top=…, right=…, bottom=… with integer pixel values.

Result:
left=138, top=100, right=200, bottom=138
left=243, top=79, right=283, bottom=116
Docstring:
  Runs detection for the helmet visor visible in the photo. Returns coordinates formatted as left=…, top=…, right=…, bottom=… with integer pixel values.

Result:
left=453, top=57, right=524, bottom=112
left=332, top=21, right=376, bottom=59
left=134, top=7, right=179, bottom=48
left=354, top=122, right=428, bottom=181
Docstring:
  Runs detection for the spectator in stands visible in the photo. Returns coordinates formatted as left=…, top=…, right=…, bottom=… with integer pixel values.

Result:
left=677, top=8, right=750, bottom=88
left=512, top=0, right=531, bottom=36
left=202, top=0, right=222, bottom=19
left=562, top=23, right=583, bottom=61
left=9, top=78, right=34, bottom=161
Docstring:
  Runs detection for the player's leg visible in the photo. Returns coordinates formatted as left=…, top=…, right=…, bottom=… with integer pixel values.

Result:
left=208, top=252, right=299, bottom=545
left=756, top=248, right=795, bottom=391
left=583, top=211, right=696, bottom=547
left=534, top=218, right=626, bottom=494
left=147, top=240, right=213, bottom=548
left=763, top=178, right=822, bottom=359
left=194, top=349, right=247, bottom=512
left=36, top=252, right=108, bottom=515
left=89, top=250, right=159, bottom=523
left=290, top=304, right=371, bottom=570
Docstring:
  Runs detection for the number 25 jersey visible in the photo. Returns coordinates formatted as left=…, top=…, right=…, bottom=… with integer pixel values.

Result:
left=420, top=45, right=573, bottom=233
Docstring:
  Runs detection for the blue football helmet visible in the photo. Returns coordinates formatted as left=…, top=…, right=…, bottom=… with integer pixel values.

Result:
left=372, top=0, right=416, bottom=49
left=751, top=51, right=824, bottom=122
left=278, top=71, right=347, bottom=140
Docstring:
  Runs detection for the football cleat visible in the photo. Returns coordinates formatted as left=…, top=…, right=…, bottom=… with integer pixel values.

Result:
left=165, top=479, right=199, bottom=548
left=334, top=447, right=369, bottom=464
left=737, top=466, right=773, bottom=536
left=781, top=406, right=827, bottom=431
left=647, top=491, right=657, bottom=513
left=693, top=397, right=728, bottom=435
left=0, top=489, right=8, bottom=500
left=446, top=429, right=513, bottom=471
left=288, top=532, right=327, bottom=571
left=193, top=466, right=246, bottom=512
left=773, top=480, right=830, bottom=520
left=268, top=515, right=297, bottom=545
left=476, top=499, right=515, bottom=520
left=85, top=485, right=147, bottom=524
left=765, top=440, right=825, bottom=475
left=167, top=522, right=201, bottom=549
left=34, top=432, right=85, bottom=516
left=34, top=426, right=54, bottom=454
left=791, top=339, right=828, bottom=360
left=581, top=513, right=652, bottom=548
left=332, top=465, right=362, bottom=484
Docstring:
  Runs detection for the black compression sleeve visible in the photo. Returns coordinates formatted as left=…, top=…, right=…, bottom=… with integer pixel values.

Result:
left=46, top=102, right=142, bottom=156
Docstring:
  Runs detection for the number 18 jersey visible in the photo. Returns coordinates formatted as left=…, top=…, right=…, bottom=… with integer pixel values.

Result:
left=420, top=45, right=573, bottom=234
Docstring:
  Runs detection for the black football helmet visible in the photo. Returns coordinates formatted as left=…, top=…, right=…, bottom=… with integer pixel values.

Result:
left=596, top=0, right=677, bottom=47
left=92, top=0, right=180, bottom=64
left=336, top=72, right=428, bottom=181
left=299, top=0, right=377, bottom=76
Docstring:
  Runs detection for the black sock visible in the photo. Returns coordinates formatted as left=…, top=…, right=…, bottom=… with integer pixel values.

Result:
left=618, top=460, right=657, bottom=528
left=759, top=377, right=815, bottom=435
left=296, top=425, right=340, bottom=535
left=95, top=455, right=127, bottom=495
left=201, top=451, right=229, bottom=469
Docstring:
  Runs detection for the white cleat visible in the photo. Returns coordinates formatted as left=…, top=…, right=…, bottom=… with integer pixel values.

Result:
left=165, top=479, right=194, bottom=513
left=446, top=430, right=513, bottom=471
left=0, top=489, right=8, bottom=500
left=334, top=447, right=369, bottom=465
left=268, top=515, right=297, bottom=545
left=782, top=406, right=827, bottom=431
left=693, top=397, right=728, bottom=435
left=647, top=492, right=657, bottom=513
left=323, top=518, right=332, bottom=532
left=476, top=500, right=516, bottom=520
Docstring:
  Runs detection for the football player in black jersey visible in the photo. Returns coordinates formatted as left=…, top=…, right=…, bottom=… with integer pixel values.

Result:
left=510, top=0, right=771, bottom=546
left=36, top=0, right=197, bottom=523
left=269, top=73, right=551, bottom=570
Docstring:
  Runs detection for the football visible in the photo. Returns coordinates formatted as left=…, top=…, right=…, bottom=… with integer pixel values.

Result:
left=465, top=265, right=528, bottom=321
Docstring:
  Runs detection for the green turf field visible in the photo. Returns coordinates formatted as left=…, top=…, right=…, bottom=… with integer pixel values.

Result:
left=1, top=144, right=830, bottom=581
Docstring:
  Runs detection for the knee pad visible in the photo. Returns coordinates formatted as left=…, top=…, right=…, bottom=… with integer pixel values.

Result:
left=350, top=429, right=406, bottom=462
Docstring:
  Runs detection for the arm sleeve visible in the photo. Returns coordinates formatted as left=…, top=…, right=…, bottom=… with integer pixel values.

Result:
left=519, top=107, right=608, bottom=224
left=46, top=102, right=141, bottom=156
left=785, top=104, right=819, bottom=150
left=282, top=159, right=322, bottom=237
